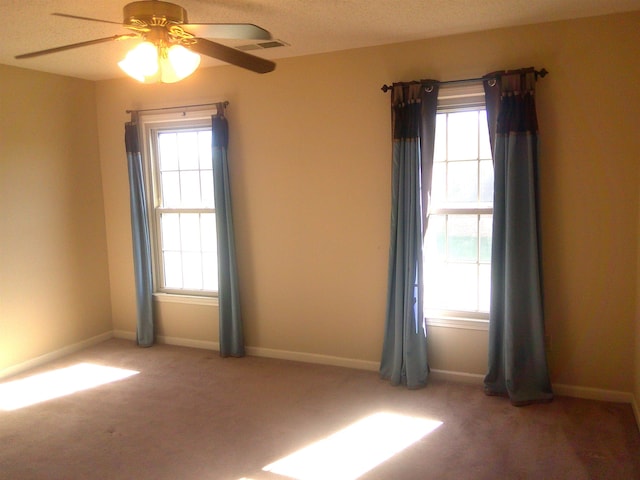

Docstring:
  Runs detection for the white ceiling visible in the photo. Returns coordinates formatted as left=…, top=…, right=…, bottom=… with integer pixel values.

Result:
left=2, top=0, right=639, bottom=81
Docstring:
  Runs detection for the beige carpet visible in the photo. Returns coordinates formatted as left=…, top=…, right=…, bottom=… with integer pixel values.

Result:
left=1, top=338, right=639, bottom=479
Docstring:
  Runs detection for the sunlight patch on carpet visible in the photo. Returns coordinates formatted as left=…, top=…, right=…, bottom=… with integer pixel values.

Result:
left=262, top=411, right=442, bottom=480
left=0, top=363, right=139, bottom=411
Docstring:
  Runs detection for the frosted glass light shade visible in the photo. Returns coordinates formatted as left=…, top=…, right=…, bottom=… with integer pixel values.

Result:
left=163, top=45, right=201, bottom=83
left=118, top=42, right=159, bottom=81
left=118, top=42, right=201, bottom=84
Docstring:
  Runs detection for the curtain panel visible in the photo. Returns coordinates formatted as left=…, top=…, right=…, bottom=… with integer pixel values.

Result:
left=212, top=114, right=245, bottom=357
left=483, top=69, right=553, bottom=405
left=380, top=81, right=439, bottom=389
left=124, top=121, right=154, bottom=347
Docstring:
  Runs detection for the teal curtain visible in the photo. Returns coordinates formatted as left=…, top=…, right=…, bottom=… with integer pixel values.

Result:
left=212, top=112, right=245, bottom=357
left=483, top=69, right=553, bottom=405
left=124, top=121, right=154, bottom=347
left=380, top=81, right=439, bottom=388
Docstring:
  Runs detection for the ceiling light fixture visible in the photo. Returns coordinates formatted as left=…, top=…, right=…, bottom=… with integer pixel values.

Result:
left=117, top=8, right=201, bottom=84
left=15, top=1, right=276, bottom=81
left=118, top=39, right=200, bottom=83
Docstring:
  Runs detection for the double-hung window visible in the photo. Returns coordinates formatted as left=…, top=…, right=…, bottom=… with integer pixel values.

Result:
left=424, top=84, right=493, bottom=324
left=140, top=110, right=218, bottom=298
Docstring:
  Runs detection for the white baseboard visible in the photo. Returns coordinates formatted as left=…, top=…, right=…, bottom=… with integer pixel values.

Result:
left=112, top=329, right=136, bottom=341
left=242, top=348, right=636, bottom=407
left=430, top=369, right=484, bottom=385
left=12, top=330, right=635, bottom=418
left=157, top=335, right=219, bottom=351
left=0, top=331, right=113, bottom=380
left=112, top=330, right=219, bottom=351
left=245, top=346, right=380, bottom=372
left=551, top=383, right=634, bottom=404
left=112, top=330, right=379, bottom=371
left=406, top=371, right=638, bottom=408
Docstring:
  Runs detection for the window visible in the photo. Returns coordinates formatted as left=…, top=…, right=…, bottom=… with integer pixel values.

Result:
left=140, top=111, right=218, bottom=297
left=424, top=85, right=492, bottom=322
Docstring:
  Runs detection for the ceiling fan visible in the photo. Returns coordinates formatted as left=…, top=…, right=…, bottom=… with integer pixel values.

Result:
left=15, top=0, right=276, bottom=82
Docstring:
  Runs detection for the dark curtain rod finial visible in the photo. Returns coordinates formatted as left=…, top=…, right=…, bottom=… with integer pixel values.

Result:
left=381, top=68, right=548, bottom=92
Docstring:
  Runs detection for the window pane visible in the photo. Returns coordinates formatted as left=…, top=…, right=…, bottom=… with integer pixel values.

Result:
left=177, top=132, right=199, bottom=170
left=479, top=110, right=492, bottom=160
left=447, top=215, right=478, bottom=262
left=158, top=133, right=178, bottom=171
left=180, top=171, right=201, bottom=207
left=426, top=263, right=478, bottom=311
left=150, top=122, right=217, bottom=295
left=424, top=261, right=447, bottom=309
left=200, top=214, right=217, bottom=253
left=182, top=252, right=203, bottom=290
left=479, top=215, right=492, bottom=263
left=446, top=263, right=478, bottom=311
left=200, top=170, right=214, bottom=208
left=198, top=131, right=212, bottom=169
left=479, top=264, right=491, bottom=312
left=424, top=215, right=446, bottom=262
left=180, top=214, right=201, bottom=252
left=447, top=161, right=478, bottom=203
left=479, top=160, right=494, bottom=203
left=163, top=251, right=182, bottom=289
left=202, top=252, right=218, bottom=291
left=447, top=111, right=478, bottom=161
left=424, top=102, right=492, bottom=315
left=433, top=114, right=446, bottom=162
left=161, top=171, right=180, bottom=207
left=430, top=163, right=446, bottom=205
left=160, top=213, right=180, bottom=251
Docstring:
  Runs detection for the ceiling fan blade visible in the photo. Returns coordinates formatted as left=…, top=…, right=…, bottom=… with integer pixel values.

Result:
left=15, top=34, right=137, bottom=59
left=52, top=12, right=122, bottom=25
left=189, top=38, right=275, bottom=74
left=183, top=23, right=272, bottom=40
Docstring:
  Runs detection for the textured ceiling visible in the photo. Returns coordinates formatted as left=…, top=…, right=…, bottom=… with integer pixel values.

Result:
left=2, top=0, right=639, bottom=81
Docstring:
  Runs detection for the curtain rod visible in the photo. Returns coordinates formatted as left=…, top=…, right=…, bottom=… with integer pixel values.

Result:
left=126, top=101, right=229, bottom=114
left=380, top=68, right=548, bottom=92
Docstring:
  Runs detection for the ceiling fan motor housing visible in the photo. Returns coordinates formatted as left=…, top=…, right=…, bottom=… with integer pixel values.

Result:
left=123, top=1, right=188, bottom=25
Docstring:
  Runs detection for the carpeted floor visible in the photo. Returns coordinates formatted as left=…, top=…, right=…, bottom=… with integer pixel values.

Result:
left=1, top=338, right=639, bottom=479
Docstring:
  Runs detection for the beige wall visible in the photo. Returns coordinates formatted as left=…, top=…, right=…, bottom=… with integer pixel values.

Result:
left=94, top=11, right=640, bottom=392
left=637, top=306, right=640, bottom=414
left=636, top=188, right=640, bottom=411
left=0, top=65, right=112, bottom=373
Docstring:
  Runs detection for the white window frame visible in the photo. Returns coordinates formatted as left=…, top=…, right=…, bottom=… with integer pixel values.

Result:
left=425, top=83, right=491, bottom=331
left=139, top=108, right=219, bottom=303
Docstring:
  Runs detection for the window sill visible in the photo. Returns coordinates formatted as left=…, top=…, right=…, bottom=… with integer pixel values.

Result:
left=153, top=293, right=218, bottom=306
left=426, top=315, right=489, bottom=331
